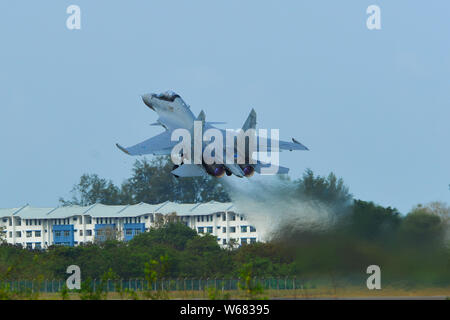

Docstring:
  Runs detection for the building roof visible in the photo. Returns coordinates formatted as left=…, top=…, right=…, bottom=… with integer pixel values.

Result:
left=0, top=201, right=237, bottom=219
left=46, top=205, right=91, bottom=219
left=117, top=203, right=162, bottom=217
left=156, top=202, right=198, bottom=215
left=190, top=201, right=235, bottom=215
left=0, top=207, right=23, bottom=218
left=82, top=204, right=128, bottom=218
left=14, top=206, right=56, bottom=219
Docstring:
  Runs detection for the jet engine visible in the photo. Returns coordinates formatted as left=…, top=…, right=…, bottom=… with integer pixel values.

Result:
left=203, top=163, right=226, bottom=178
left=240, top=165, right=255, bottom=177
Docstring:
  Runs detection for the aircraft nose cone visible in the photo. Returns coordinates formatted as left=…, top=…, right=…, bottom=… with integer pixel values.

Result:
left=141, top=94, right=155, bottom=110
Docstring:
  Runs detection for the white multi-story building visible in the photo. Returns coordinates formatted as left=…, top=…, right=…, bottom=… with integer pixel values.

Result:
left=0, top=201, right=259, bottom=249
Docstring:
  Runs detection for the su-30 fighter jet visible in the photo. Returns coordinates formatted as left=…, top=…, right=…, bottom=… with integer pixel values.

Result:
left=116, top=91, right=308, bottom=178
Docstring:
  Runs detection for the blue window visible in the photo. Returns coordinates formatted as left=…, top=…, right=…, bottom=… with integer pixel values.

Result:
left=198, top=227, right=204, bottom=233
left=123, top=223, right=145, bottom=241
left=206, top=227, right=213, bottom=234
left=53, top=225, right=75, bottom=247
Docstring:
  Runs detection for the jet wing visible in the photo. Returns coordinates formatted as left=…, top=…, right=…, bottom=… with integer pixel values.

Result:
left=116, top=131, right=177, bottom=156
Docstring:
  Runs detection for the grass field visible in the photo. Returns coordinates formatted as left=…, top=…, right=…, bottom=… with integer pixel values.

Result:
left=7, top=286, right=449, bottom=300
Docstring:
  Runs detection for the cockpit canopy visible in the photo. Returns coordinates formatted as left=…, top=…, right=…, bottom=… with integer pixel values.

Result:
left=155, top=90, right=180, bottom=102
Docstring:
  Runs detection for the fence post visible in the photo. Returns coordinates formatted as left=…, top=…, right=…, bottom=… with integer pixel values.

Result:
left=293, top=276, right=296, bottom=299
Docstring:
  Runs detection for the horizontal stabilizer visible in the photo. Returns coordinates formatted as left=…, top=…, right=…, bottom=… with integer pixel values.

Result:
left=257, top=137, right=308, bottom=152
left=255, top=161, right=289, bottom=175
left=171, top=164, right=206, bottom=177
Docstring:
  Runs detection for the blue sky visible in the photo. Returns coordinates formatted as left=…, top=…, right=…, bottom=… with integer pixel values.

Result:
left=0, top=1, right=449, bottom=213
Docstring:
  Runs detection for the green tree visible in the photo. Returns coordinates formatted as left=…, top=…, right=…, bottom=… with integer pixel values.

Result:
left=129, top=222, right=197, bottom=251
left=59, top=174, right=121, bottom=206
left=400, top=207, right=445, bottom=245
left=238, top=263, right=264, bottom=299
left=342, top=200, right=401, bottom=241
left=0, top=226, right=5, bottom=244
left=295, top=169, right=352, bottom=210
left=144, top=254, right=170, bottom=299
left=123, top=157, right=230, bottom=203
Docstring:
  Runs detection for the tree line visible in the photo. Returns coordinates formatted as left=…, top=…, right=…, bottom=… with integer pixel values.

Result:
left=0, top=156, right=448, bottom=286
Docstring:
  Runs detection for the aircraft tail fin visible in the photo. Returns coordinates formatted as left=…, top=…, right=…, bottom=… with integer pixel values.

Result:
left=242, top=108, right=257, bottom=131
left=194, top=110, right=206, bottom=131
left=197, top=110, right=206, bottom=122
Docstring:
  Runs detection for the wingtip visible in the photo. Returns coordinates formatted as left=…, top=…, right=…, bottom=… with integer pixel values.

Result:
left=116, top=143, right=130, bottom=155
left=292, top=138, right=309, bottom=150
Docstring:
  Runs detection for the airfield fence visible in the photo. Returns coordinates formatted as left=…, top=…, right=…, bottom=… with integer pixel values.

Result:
left=0, top=277, right=317, bottom=293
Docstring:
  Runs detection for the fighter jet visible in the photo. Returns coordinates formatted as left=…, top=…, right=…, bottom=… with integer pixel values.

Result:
left=116, top=91, right=308, bottom=178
